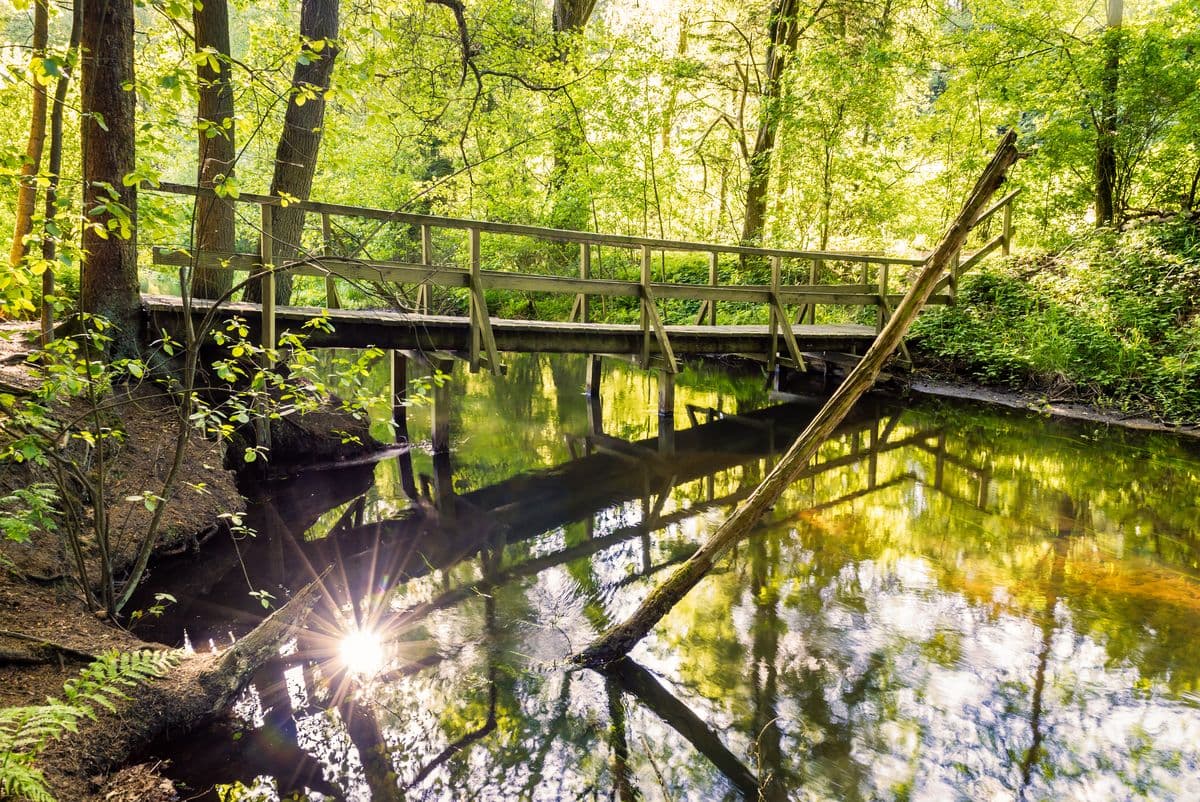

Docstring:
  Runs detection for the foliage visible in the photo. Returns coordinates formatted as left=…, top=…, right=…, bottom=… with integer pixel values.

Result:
left=0, top=649, right=180, bottom=802
left=0, top=307, right=386, bottom=617
left=911, top=217, right=1200, bottom=421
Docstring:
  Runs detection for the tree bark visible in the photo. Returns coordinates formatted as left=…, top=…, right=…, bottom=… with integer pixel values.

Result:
left=39, top=0, right=83, bottom=343
left=245, top=0, right=340, bottom=305
left=80, top=0, right=140, bottom=355
left=10, top=0, right=49, bottom=271
left=547, top=0, right=597, bottom=232
left=1095, top=0, right=1122, bottom=227
left=192, top=0, right=236, bottom=299
left=739, top=0, right=807, bottom=246
left=574, top=130, right=1020, bottom=668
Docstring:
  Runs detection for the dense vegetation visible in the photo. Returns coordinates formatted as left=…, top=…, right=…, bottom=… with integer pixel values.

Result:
left=0, top=0, right=1195, bottom=312
left=913, top=218, right=1200, bottom=421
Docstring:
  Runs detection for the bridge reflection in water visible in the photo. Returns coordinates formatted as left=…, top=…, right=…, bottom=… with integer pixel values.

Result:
left=136, top=355, right=1200, bottom=801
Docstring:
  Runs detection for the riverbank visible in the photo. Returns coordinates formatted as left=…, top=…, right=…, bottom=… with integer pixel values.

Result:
left=901, top=372, right=1200, bottom=440
left=908, top=217, right=1200, bottom=427
left=1, top=324, right=245, bottom=799
left=0, top=321, right=379, bottom=801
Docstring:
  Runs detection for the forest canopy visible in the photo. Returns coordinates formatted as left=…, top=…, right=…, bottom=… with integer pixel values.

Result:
left=0, top=0, right=1197, bottom=319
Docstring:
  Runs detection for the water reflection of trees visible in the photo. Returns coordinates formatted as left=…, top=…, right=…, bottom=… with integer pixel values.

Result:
left=143, top=356, right=1200, bottom=800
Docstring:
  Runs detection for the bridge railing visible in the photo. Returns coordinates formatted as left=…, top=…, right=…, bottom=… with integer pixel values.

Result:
left=144, top=183, right=1018, bottom=374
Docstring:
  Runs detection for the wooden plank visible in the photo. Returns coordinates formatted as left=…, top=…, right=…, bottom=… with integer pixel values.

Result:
left=806, top=258, right=819, bottom=324
left=972, top=188, right=1022, bottom=228
left=152, top=181, right=927, bottom=265
left=577, top=242, right=591, bottom=322
left=144, top=295, right=881, bottom=356
left=151, top=247, right=893, bottom=306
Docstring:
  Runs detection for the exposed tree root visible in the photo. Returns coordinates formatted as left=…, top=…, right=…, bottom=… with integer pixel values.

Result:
left=0, top=629, right=98, bottom=665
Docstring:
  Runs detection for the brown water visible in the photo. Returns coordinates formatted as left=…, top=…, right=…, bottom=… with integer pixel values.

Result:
left=135, top=353, right=1200, bottom=801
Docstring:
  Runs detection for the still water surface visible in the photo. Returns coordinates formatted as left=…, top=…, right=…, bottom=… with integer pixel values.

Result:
left=139, top=354, right=1200, bottom=801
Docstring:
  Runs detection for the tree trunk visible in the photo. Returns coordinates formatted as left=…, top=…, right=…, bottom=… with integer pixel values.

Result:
left=575, top=131, right=1020, bottom=668
left=192, top=0, right=236, bottom=299
left=1095, top=0, right=1122, bottom=227
left=80, top=0, right=140, bottom=355
left=740, top=0, right=805, bottom=246
left=546, top=0, right=597, bottom=232
left=45, top=572, right=328, bottom=798
left=9, top=0, right=49, bottom=271
left=245, top=0, right=340, bottom=305
left=39, top=0, right=82, bottom=344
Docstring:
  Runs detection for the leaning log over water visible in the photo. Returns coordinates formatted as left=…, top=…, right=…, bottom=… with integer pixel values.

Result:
left=575, top=130, right=1022, bottom=668
left=43, top=571, right=328, bottom=800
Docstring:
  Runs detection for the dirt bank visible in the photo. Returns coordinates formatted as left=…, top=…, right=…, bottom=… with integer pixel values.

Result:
left=0, top=321, right=372, bottom=801
left=903, top=372, right=1200, bottom=439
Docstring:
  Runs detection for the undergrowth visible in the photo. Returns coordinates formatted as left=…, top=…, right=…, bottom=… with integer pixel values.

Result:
left=911, top=218, right=1200, bottom=422
left=0, top=649, right=180, bottom=802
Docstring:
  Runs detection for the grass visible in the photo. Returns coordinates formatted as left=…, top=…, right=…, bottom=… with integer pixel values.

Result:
left=910, top=217, right=1200, bottom=423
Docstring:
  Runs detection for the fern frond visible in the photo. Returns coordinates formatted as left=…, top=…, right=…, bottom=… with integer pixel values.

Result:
left=0, top=648, right=181, bottom=802
left=0, top=758, right=55, bottom=802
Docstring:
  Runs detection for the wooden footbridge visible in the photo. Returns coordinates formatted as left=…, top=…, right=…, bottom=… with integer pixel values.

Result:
left=143, top=183, right=1017, bottom=413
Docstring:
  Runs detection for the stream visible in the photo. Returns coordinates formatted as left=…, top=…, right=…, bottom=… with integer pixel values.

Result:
left=133, top=353, right=1200, bottom=801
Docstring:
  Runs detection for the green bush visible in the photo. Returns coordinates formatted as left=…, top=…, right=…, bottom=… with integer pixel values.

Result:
left=911, top=218, right=1200, bottom=422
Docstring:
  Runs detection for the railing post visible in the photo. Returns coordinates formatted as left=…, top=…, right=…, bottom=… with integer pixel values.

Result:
left=640, top=245, right=652, bottom=367
left=469, top=227, right=481, bottom=372
left=876, top=261, right=889, bottom=332
left=1002, top=198, right=1013, bottom=256
left=418, top=223, right=432, bottom=313
left=807, top=258, right=820, bottom=324
left=708, top=251, right=718, bottom=325
left=768, top=255, right=781, bottom=373
left=579, top=242, right=591, bottom=323
left=260, top=203, right=276, bottom=362
left=320, top=212, right=339, bottom=309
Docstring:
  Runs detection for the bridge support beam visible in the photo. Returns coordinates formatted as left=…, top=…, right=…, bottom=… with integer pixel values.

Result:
left=390, top=351, right=407, bottom=434
left=431, top=358, right=453, bottom=455
left=657, top=369, right=675, bottom=418
left=586, top=354, right=603, bottom=398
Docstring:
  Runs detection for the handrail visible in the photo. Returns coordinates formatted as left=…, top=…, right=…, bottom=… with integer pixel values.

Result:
left=973, top=188, right=1022, bottom=228
left=137, top=180, right=1017, bottom=377
left=149, top=182, right=927, bottom=266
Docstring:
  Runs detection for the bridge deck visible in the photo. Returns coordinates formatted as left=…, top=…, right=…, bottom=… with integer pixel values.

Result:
left=142, top=295, right=877, bottom=357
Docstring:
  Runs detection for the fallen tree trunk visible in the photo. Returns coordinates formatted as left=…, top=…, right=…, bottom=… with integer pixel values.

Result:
left=574, top=130, right=1021, bottom=668
left=44, top=571, right=328, bottom=799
